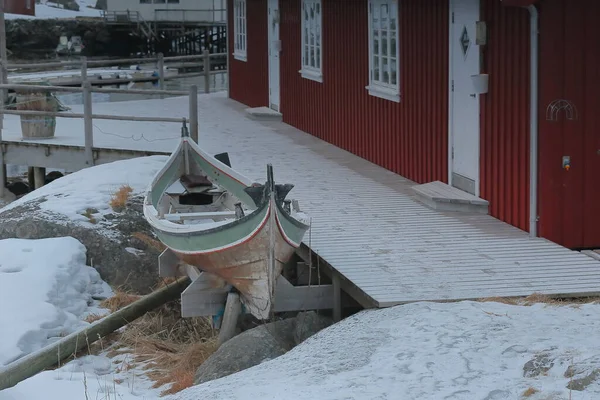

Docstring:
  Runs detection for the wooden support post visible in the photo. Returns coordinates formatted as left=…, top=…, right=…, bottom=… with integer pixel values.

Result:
left=203, top=49, right=210, bottom=94
left=158, top=248, right=183, bottom=278
left=332, top=273, right=342, bottom=322
left=218, top=292, right=241, bottom=346
left=189, top=84, right=198, bottom=142
left=82, top=81, right=94, bottom=167
left=157, top=52, right=165, bottom=97
left=27, top=167, right=34, bottom=189
left=33, top=167, right=45, bottom=190
left=80, top=56, right=88, bottom=81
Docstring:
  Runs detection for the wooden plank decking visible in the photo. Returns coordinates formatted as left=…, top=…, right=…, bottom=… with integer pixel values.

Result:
left=3, top=92, right=600, bottom=308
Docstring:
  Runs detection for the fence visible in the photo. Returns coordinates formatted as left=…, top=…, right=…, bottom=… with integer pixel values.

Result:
left=6, top=51, right=227, bottom=94
left=0, top=54, right=213, bottom=196
left=154, top=8, right=227, bottom=23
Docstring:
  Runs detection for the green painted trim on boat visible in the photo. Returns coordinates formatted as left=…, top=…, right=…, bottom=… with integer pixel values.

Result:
left=155, top=203, right=270, bottom=253
left=187, top=146, right=255, bottom=207
left=276, top=206, right=309, bottom=245
left=151, top=150, right=183, bottom=207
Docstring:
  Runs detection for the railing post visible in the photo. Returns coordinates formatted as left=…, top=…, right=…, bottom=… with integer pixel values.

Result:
left=82, top=81, right=94, bottom=167
left=203, top=49, right=211, bottom=94
left=189, top=85, right=198, bottom=143
left=80, top=56, right=88, bottom=82
left=158, top=52, right=165, bottom=98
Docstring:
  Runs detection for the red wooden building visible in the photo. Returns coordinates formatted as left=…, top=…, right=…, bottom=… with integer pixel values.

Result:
left=226, top=0, right=600, bottom=250
left=5, top=0, right=35, bottom=16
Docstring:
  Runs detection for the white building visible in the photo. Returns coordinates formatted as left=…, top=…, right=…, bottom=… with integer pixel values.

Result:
left=105, top=0, right=226, bottom=23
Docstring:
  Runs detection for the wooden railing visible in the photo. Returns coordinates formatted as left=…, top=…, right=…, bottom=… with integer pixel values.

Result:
left=6, top=51, right=227, bottom=94
left=154, top=8, right=226, bottom=23
left=0, top=52, right=220, bottom=196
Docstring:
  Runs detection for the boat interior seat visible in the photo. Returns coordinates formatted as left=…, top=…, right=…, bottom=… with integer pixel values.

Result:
left=164, top=210, right=237, bottom=222
left=181, top=174, right=212, bottom=189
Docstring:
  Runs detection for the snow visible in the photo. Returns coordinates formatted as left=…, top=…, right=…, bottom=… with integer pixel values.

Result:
left=5, top=0, right=102, bottom=20
left=172, top=301, right=600, bottom=400
left=0, top=156, right=168, bottom=238
left=0, top=237, right=112, bottom=366
left=0, top=353, right=164, bottom=400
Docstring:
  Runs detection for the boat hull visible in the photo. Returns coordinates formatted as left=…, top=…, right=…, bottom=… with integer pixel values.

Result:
left=170, top=209, right=297, bottom=320
left=143, top=137, right=310, bottom=319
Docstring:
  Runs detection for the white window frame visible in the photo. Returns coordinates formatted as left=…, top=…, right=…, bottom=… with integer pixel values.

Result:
left=233, top=0, right=247, bottom=62
left=367, top=0, right=400, bottom=102
left=299, top=0, right=323, bottom=83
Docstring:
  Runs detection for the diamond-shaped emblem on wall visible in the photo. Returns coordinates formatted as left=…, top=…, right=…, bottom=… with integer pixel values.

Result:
left=460, top=26, right=470, bottom=58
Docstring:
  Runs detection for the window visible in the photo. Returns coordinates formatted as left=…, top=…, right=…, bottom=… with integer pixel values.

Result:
left=233, top=0, right=247, bottom=61
left=367, top=0, right=400, bottom=102
left=300, top=0, right=323, bottom=82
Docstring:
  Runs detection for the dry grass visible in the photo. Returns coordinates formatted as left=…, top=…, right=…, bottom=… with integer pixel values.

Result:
left=85, top=313, right=104, bottom=324
left=479, top=293, right=600, bottom=307
left=522, top=387, right=538, bottom=397
left=82, top=208, right=98, bottom=224
left=89, top=283, right=217, bottom=396
left=478, top=297, right=519, bottom=306
left=110, top=185, right=133, bottom=211
left=100, top=290, right=141, bottom=313
left=113, top=306, right=218, bottom=396
left=132, top=231, right=167, bottom=252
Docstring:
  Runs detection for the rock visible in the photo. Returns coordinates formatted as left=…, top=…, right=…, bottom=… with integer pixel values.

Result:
left=6, top=181, right=30, bottom=197
left=63, top=0, right=80, bottom=11
left=0, top=196, right=162, bottom=294
left=294, top=311, right=333, bottom=345
left=0, top=190, right=16, bottom=208
left=564, top=356, right=600, bottom=391
left=523, top=353, right=555, bottom=378
left=45, top=171, right=64, bottom=184
left=95, top=0, right=107, bottom=10
left=194, top=318, right=297, bottom=385
left=567, top=369, right=600, bottom=391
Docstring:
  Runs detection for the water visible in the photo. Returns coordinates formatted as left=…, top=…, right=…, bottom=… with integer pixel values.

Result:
left=55, top=73, right=229, bottom=106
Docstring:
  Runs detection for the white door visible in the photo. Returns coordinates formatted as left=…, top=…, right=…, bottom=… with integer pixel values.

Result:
left=450, top=0, right=480, bottom=196
left=268, top=0, right=281, bottom=111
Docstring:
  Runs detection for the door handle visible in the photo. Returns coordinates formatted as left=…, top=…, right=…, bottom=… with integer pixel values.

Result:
left=470, top=94, right=476, bottom=98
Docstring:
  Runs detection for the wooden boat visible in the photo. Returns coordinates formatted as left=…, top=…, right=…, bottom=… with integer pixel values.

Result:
left=143, top=128, right=310, bottom=320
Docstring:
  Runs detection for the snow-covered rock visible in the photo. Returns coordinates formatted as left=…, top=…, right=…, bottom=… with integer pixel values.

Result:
left=0, top=237, right=112, bottom=366
left=175, top=301, right=600, bottom=400
left=0, top=156, right=168, bottom=293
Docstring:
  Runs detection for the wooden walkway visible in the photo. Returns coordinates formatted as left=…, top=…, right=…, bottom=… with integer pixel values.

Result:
left=3, top=92, right=600, bottom=308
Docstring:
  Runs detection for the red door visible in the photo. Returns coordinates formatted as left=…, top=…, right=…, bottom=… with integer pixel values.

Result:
left=538, top=0, right=600, bottom=249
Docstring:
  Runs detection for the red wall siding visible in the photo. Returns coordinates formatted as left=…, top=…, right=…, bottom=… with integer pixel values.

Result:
left=538, top=0, right=600, bottom=249
left=279, top=0, right=449, bottom=183
left=227, top=0, right=269, bottom=108
left=479, top=0, right=530, bottom=232
left=6, top=0, right=34, bottom=16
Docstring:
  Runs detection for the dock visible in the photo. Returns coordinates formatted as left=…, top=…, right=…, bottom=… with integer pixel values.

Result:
left=3, top=91, right=600, bottom=312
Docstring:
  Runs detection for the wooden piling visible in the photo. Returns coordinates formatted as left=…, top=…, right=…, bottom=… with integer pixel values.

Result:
left=189, top=85, right=198, bottom=142
left=217, top=292, right=241, bottom=346
left=203, top=49, right=211, bottom=94
left=82, top=81, right=94, bottom=167
left=33, top=167, right=45, bottom=189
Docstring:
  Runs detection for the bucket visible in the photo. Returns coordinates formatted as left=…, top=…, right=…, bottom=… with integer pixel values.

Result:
left=16, top=93, right=58, bottom=140
left=470, top=74, right=489, bottom=95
